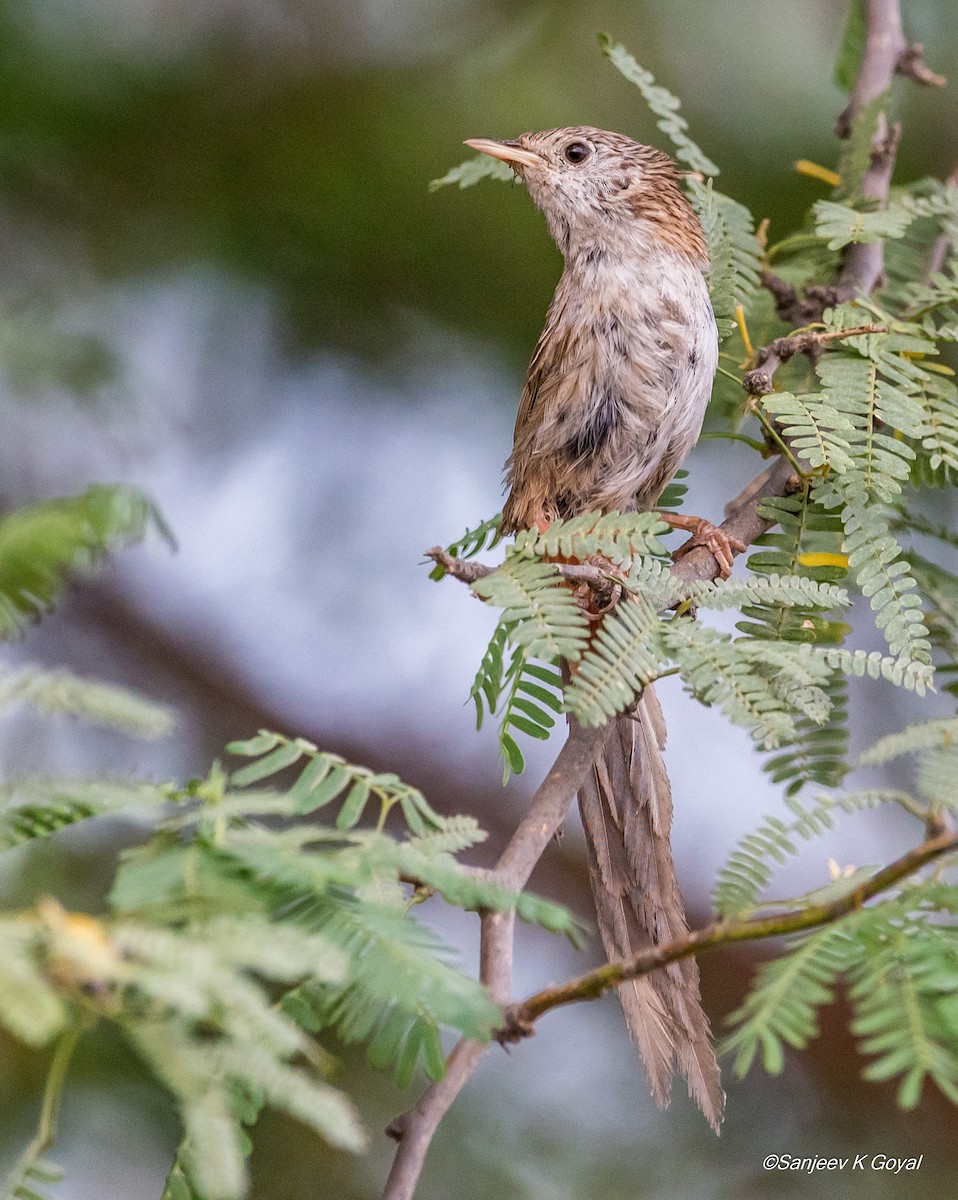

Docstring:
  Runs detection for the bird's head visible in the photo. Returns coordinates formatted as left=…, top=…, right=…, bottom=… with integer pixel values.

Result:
left=464, top=126, right=707, bottom=266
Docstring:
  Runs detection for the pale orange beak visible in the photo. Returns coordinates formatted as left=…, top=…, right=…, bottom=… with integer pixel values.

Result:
left=464, top=138, right=542, bottom=169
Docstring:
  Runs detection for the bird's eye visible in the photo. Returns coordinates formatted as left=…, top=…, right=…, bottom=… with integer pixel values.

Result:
left=563, top=141, right=592, bottom=164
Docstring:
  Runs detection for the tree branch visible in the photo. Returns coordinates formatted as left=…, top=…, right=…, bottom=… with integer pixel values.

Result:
left=765, top=0, right=944, bottom=323
left=835, top=0, right=943, bottom=296
left=758, top=271, right=843, bottom=328
left=385, top=450, right=805, bottom=1198
left=383, top=9, right=946, bottom=1195
left=837, top=117, right=901, bottom=297
left=836, top=0, right=944, bottom=139
left=662, top=454, right=802, bottom=582
left=425, top=545, right=612, bottom=589
left=428, top=451, right=804, bottom=593
left=502, top=826, right=958, bottom=1036
left=741, top=324, right=884, bottom=399
left=382, top=716, right=612, bottom=1200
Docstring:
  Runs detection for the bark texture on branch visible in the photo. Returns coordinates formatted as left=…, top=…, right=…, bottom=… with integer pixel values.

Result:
left=381, top=4, right=947, bottom=1196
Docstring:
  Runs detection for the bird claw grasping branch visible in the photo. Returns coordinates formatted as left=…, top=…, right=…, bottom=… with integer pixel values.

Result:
left=665, top=513, right=747, bottom=579
left=468, top=126, right=727, bottom=1130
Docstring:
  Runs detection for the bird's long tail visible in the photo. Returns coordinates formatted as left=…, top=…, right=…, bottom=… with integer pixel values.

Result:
left=577, top=684, right=725, bottom=1132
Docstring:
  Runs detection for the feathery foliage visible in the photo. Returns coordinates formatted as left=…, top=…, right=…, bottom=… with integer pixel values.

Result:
left=817, top=476, right=932, bottom=668
left=906, top=551, right=958, bottom=694
left=465, top=554, right=587, bottom=776
left=760, top=391, right=856, bottom=473
left=814, top=199, right=915, bottom=249
left=0, top=733, right=582, bottom=1200
left=510, top=509, right=667, bottom=566
left=472, top=558, right=591, bottom=661
left=761, top=681, right=850, bottom=796
left=7, top=17, right=958, bottom=1194
left=0, top=473, right=580, bottom=1200
left=833, top=0, right=866, bottom=92
left=656, top=468, right=689, bottom=511
left=712, top=784, right=920, bottom=920
left=2, top=1155, right=64, bottom=1200
left=723, top=714, right=958, bottom=1097
left=688, top=178, right=764, bottom=337
left=597, top=35, right=719, bottom=176
left=723, top=925, right=851, bottom=1075
left=0, top=777, right=170, bottom=851
left=428, top=154, right=515, bottom=193
left=859, top=716, right=958, bottom=767
left=429, top=23, right=958, bottom=1126
left=848, top=907, right=958, bottom=1107
left=0, top=485, right=167, bottom=638
left=726, top=897, right=958, bottom=1108
left=226, top=730, right=450, bottom=833
left=492, top=651, right=564, bottom=780
left=566, top=592, right=665, bottom=726
left=0, top=665, right=175, bottom=738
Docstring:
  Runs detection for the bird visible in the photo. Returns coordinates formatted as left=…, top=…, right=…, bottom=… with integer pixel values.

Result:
left=466, top=126, right=736, bottom=1131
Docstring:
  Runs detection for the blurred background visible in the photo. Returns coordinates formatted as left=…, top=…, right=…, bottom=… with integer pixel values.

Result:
left=0, top=0, right=957, bottom=1196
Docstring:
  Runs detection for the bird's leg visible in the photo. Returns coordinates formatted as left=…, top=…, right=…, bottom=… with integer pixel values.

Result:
left=573, top=555, right=622, bottom=619
left=658, top=511, right=746, bottom=579
left=533, top=516, right=620, bottom=618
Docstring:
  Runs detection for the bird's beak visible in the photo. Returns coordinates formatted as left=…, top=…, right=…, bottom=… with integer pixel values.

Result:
left=464, top=138, right=542, bottom=169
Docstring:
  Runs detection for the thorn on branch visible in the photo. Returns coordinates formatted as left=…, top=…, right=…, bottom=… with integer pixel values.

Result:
left=896, top=42, right=947, bottom=90
left=385, top=1116, right=406, bottom=1143
left=742, top=366, right=776, bottom=399
left=868, top=121, right=902, bottom=178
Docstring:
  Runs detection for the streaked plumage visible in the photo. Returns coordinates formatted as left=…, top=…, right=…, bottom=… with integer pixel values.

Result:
left=467, top=126, right=724, bottom=1129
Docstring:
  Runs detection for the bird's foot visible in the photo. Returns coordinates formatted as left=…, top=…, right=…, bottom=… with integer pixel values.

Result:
left=659, top=512, right=746, bottom=579
left=573, top=553, right=621, bottom=619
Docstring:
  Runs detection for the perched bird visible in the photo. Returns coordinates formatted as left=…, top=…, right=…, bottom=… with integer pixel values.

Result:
left=466, top=126, right=735, bottom=1130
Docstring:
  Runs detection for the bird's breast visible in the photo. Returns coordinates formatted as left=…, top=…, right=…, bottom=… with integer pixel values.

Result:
left=504, top=233, right=717, bottom=527
left=534, top=254, right=715, bottom=454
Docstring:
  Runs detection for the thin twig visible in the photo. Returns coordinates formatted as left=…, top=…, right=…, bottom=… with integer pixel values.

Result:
left=742, top=324, right=885, bottom=397
left=503, top=827, right=958, bottom=1035
left=2, top=1020, right=87, bottom=1200
left=425, top=545, right=613, bottom=589
left=430, top=451, right=803, bottom=596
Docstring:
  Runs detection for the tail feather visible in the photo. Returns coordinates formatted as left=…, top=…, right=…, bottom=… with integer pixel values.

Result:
left=577, top=685, right=725, bottom=1132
